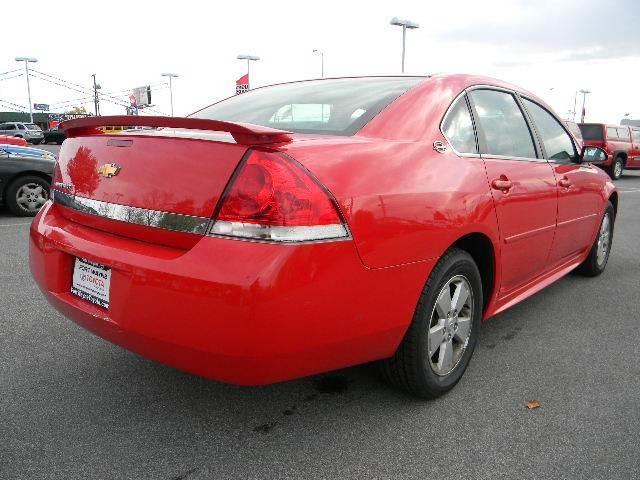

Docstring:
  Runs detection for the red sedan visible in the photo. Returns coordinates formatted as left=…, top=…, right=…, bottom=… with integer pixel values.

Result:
left=30, top=75, right=616, bottom=398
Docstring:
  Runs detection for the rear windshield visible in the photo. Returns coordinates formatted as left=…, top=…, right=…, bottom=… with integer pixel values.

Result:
left=578, top=124, right=603, bottom=140
left=191, top=77, right=424, bottom=136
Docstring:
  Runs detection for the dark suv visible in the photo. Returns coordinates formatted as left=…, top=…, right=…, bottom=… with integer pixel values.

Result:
left=578, top=123, right=640, bottom=179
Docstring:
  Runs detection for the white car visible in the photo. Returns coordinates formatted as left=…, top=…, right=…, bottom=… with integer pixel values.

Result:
left=0, top=122, right=45, bottom=145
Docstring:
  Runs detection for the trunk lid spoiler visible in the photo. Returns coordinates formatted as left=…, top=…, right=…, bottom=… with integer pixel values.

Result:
left=60, top=115, right=293, bottom=145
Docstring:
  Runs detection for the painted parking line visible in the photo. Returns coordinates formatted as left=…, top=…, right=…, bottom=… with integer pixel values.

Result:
left=619, top=189, right=640, bottom=193
left=0, top=222, right=32, bottom=227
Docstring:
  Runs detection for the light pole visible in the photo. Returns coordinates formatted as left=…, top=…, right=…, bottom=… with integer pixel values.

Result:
left=91, top=73, right=101, bottom=116
left=579, top=89, right=591, bottom=123
left=161, top=73, right=179, bottom=116
left=236, top=55, right=260, bottom=89
left=15, top=57, right=37, bottom=122
left=313, top=49, right=324, bottom=78
left=390, top=17, right=419, bottom=73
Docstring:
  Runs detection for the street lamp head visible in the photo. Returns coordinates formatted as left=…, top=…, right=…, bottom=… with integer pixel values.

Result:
left=15, top=57, right=38, bottom=63
left=161, top=73, right=179, bottom=78
left=579, top=89, right=591, bottom=94
left=313, top=49, right=323, bottom=54
left=237, top=55, right=260, bottom=61
left=390, top=17, right=419, bottom=29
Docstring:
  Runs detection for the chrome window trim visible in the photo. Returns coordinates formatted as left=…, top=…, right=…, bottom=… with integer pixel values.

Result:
left=480, top=154, right=548, bottom=163
left=439, top=90, right=481, bottom=158
left=52, top=190, right=211, bottom=235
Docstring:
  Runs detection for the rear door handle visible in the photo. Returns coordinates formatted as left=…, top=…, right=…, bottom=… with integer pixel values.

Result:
left=491, top=177, right=512, bottom=192
left=558, top=177, right=572, bottom=188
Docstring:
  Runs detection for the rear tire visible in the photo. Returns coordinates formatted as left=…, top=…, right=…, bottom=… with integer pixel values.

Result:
left=576, top=202, right=614, bottom=277
left=379, top=248, right=482, bottom=398
left=609, top=157, right=624, bottom=180
left=5, top=176, right=50, bottom=217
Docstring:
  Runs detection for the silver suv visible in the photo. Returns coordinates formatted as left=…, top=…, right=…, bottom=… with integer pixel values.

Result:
left=0, top=122, right=44, bottom=145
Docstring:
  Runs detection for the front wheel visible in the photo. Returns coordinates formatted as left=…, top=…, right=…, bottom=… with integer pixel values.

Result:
left=379, top=248, right=482, bottom=398
left=577, top=202, right=614, bottom=276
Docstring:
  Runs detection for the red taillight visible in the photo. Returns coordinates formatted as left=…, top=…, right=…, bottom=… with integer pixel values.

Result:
left=210, top=150, right=348, bottom=242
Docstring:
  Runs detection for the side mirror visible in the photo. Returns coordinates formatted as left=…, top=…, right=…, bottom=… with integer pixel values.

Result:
left=580, top=146, right=608, bottom=164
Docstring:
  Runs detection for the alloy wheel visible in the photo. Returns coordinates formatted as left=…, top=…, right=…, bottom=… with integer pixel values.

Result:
left=614, top=160, right=623, bottom=179
left=428, top=275, right=474, bottom=376
left=596, top=212, right=611, bottom=267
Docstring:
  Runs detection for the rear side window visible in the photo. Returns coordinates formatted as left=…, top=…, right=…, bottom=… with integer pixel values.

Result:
left=469, top=89, right=536, bottom=159
left=523, top=99, right=576, bottom=162
left=617, top=128, right=631, bottom=141
left=442, top=96, right=477, bottom=154
left=2, top=124, right=16, bottom=130
left=606, top=127, right=618, bottom=139
left=191, top=77, right=424, bottom=136
left=579, top=124, right=603, bottom=140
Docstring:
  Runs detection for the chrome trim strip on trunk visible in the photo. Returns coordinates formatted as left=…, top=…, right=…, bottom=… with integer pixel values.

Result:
left=51, top=190, right=211, bottom=235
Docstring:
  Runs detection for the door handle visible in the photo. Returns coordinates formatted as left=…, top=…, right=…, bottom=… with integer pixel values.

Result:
left=491, top=177, right=512, bottom=192
left=558, top=177, right=572, bottom=188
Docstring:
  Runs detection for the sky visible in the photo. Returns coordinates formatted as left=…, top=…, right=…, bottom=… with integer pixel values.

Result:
left=1, top=0, right=638, bottom=124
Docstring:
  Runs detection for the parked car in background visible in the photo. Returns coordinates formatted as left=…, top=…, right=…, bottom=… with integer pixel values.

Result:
left=0, top=135, right=28, bottom=146
left=1, top=145, right=55, bottom=216
left=565, top=120, right=583, bottom=149
left=43, top=126, right=66, bottom=145
left=0, top=122, right=44, bottom=145
left=578, top=123, right=640, bottom=179
left=31, top=75, right=616, bottom=398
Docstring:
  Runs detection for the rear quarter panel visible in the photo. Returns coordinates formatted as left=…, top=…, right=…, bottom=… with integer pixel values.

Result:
left=283, top=76, right=501, bottom=270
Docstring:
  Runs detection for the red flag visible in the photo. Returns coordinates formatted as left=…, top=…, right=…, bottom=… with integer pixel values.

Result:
left=236, top=74, right=249, bottom=95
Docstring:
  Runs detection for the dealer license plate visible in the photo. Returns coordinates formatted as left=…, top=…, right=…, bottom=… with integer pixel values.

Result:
left=71, top=257, right=111, bottom=308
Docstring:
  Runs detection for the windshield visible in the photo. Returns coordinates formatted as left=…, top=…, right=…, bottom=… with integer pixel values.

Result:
left=25, top=123, right=41, bottom=131
left=578, top=124, right=603, bottom=140
left=191, top=77, right=424, bottom=136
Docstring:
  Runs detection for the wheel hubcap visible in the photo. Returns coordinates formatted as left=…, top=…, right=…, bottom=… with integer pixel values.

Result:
left=596, top=212, right=611, bottom=267
left=16, top=183, right=48, bottom=212
left=615, top=161, right=622, bottom=178
left=428, top=275, right=474, bottom=376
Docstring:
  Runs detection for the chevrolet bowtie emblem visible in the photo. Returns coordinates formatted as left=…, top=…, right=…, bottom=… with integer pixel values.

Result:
left=97, top=163, right=121, bottom=178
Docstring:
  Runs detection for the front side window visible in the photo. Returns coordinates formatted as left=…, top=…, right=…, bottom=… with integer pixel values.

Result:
left=191, top=77, right=423, bottom=136
left=632, top=129, right=640, bottom=143
left=523, top=99, right=576, bottom=162
left=17, top=124, right=26, bottom=130
left=469, top=89, right=536, bottom=159
left=565, top=121, right=583, bottom=140
left=441, top=96, right=476, bottom=154
left=606, top=127, right=618, bottom=139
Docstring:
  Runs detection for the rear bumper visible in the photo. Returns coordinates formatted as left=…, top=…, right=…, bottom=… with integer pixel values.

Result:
left=30, top=202, right=430, bottom=385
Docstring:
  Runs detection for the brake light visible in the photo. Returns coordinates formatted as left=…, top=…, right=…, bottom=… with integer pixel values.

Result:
left=210, top=150, right=348, bottom=242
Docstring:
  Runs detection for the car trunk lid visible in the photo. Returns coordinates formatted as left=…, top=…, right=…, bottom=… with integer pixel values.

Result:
left=52, top=116, right=292, bottom=248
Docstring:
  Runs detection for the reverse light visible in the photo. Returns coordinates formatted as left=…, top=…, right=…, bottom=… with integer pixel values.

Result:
left=210, top=150, right=349, bottom=242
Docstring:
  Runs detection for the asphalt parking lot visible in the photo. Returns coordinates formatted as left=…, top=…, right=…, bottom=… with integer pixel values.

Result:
left=2, top=170, right=640, bottom=480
